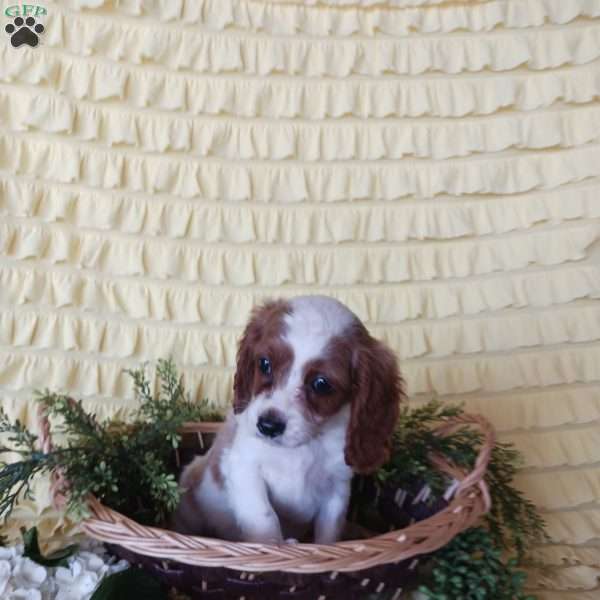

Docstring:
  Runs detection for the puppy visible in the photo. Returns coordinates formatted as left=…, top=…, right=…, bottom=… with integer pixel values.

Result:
left=173, top=295, right=404, bottom=544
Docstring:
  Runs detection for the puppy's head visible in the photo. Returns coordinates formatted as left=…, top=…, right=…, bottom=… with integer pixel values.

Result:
left=233, top=295, right=404, bottom=474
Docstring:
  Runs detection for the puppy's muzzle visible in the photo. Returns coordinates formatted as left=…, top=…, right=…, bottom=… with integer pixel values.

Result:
left=257, top=411, right=286, bottom=438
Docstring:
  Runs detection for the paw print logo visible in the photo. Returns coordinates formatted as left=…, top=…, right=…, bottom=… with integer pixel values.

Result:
left=5, top=16, right=45, bottom=48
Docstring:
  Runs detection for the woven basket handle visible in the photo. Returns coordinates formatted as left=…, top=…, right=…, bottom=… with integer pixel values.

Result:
left=430, top=413, right=495, bottom=511
left=37, top=400, right=76, bottom=510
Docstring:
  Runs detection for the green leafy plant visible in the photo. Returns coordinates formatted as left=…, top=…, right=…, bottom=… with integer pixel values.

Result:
left=375, top=400, right=547, bottom=560
left=0, top=408, right=52, bottom=520
left=418, top=527, right=536, bottom=600
left=0, top=357, right=220, bottom=525
left=351, top=400, right=548, bottom=600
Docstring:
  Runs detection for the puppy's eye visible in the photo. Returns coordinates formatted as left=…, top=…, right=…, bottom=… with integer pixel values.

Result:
left=311, top=376, right=333, bottom=395
left=258, top=357, right=272, bottom=376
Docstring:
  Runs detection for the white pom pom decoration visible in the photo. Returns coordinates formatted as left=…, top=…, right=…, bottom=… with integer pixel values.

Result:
left=0, top=539, right=129, bottom=600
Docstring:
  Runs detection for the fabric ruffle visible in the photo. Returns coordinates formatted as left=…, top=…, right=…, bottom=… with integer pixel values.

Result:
left=63, top=0, right=600, bottom=37
left=2, top=132, right=600, bottom=202
left=2, top=175, right=600, bottom=242
left=419, top=385, right=600, bottom=433
left=534, top=544, right=600, bottom=567
left=1, top=219, right=597, bottom=284
left=385, top=303, right=600, bottom=361
left=515, top=469, right=600, bottom=512
left=526, top=565, right=600, bottom=591
left=1, top=261, right=597, bottom=325
left=535, top=592, right=600, bottom=600
left=42, top=10, right=600, bottom=77
left=502, top=426, right=600, bottom=469
left=2, top=47, right=599, bottom=119
left=407, top=343, right=600, bottom=395
left=4, top=88, right=600, bottom=161
left=0, top=341, right=599, bottom=404
left=0, top=350, right=229, bottom=402
left=2, top=302, right=599, bottom=366
left=0, top=307, right=236, bottom=368
left=544, top=508, right=600, bottom=545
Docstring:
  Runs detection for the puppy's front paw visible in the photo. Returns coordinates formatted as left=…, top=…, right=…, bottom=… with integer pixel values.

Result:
left=285, top=538, right=299, bottom=544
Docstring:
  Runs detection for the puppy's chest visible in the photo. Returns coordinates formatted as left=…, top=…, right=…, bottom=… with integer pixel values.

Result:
left=261, top=446, right=345, bottom=520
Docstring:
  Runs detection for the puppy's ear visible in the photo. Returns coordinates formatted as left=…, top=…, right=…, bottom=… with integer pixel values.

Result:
left=233, top=299, right=290, bottom=414
left=345, top=328, right=404, bottom=474
left=233, top=311, right=261, bottom=414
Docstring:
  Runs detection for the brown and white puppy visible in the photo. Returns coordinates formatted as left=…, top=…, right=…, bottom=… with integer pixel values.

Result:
left=173, top=295, right=404, bottom=544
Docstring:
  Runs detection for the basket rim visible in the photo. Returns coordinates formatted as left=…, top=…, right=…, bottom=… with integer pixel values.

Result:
left=38, top=408, right=495, bottom=573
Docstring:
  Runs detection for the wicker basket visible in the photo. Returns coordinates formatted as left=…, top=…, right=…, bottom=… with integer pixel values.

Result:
left=38, top=411, right=495, bottom=600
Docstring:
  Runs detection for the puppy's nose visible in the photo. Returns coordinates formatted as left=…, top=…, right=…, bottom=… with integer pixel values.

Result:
left=257, top=414, right=286, bottom=438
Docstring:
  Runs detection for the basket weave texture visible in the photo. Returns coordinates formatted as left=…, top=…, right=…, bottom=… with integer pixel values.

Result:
left=38, top=410, right=495, bottom=598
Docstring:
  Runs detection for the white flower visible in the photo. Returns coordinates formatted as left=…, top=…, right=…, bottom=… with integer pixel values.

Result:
left=0, top=537, right=130, bottom=600
left=0, top=547, right=17, bottom=560
left=54, top=560, right=99, bottom=600
left=12, top=558, right=47, bottom=588
left=76, top=552, right=105, bottom=574
left=9, top=589, right=42, bottom=600
left=0, top=560, right=12, bottom=595
left=107, top=559, right=129, bottom=575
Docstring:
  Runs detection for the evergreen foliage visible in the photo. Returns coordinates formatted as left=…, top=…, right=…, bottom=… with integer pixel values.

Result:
left=377, top=401, right=548, bottom=560
left=418, top=527, right=536, bottom=600
left=0, top=358, right=218, bottom=525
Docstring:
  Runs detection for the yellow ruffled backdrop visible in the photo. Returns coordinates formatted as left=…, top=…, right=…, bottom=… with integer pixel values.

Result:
left=1, top=0, right=600, bottom=596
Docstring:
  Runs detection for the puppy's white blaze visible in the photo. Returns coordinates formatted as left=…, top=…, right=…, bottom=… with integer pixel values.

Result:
left=286, top=295, right=357, bottom=347
left=284, top=295, right=357, bottom=383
